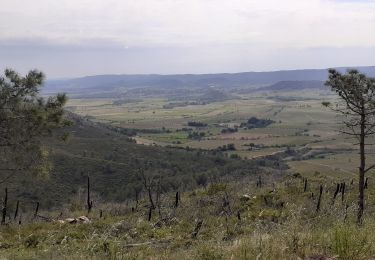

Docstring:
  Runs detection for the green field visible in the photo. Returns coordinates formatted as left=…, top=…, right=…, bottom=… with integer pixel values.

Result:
left=64, top=89, right=375, bottom=180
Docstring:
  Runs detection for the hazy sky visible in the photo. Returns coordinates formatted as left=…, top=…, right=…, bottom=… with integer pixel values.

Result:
left=0, top=0, right=375, bottom=78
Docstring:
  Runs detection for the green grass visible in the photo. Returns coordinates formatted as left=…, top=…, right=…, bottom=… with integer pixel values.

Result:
left=2, top=174, right=375, bottom=259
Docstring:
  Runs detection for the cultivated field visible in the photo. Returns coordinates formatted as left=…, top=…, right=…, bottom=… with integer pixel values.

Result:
left=66, top=89, right=375, bottom=179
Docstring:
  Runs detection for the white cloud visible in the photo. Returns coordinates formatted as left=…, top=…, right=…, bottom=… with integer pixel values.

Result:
left=0, top=0, right=374, bottom=76
left=1, top=0, right=374, bottom=48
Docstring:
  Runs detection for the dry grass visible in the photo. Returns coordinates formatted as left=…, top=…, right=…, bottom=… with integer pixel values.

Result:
left=1, top=174, right=375, bottom=259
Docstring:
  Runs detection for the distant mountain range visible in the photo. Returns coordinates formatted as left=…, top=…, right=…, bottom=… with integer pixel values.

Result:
left=44, top=66, right=375, bottom=96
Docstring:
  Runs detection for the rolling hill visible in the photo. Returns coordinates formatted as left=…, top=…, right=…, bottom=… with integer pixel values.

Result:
left=257, top=80, right=325, bottom=92
left=0, top=113, right=283, bottom=210
left=43, top=66, right=375, bottom=96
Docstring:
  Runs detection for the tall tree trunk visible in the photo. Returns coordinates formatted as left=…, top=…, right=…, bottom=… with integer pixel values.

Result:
left=358, top=114, right=366, bottom=224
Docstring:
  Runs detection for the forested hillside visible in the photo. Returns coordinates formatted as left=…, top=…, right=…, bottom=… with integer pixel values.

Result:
left=0, top=113, right=284, bottom=210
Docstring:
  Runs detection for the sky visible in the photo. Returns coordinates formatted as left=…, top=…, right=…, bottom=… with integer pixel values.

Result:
left=0, top=0, right=375, bottom=78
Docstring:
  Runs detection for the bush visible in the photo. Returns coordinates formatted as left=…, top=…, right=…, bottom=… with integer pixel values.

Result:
left=207, top=183, right=227, bottom=195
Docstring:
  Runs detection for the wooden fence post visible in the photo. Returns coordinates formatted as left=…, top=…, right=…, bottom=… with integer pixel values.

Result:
left=316, top=185, right=323, bottom=212
left=14, top=200, right=19, bottom=221
left=148, top=207, right=152, bottom=221
left=332, top=183, right=340, bottom=203
left=1, top=188, right=8, bottom=225
left=175, top=191, right=179, bottom=208
left=34, top=202, right=39, bottom=219
left=341, top=182, right=346, bottom=202
left=87, top=176, right=93, bottom=214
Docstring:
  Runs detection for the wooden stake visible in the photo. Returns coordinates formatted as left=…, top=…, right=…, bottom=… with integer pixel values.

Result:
left=135, top=190, right=139, bottom=210
left=87, top=176, right=93, bottom=214
left=341, top=182, right=346, bottom=202
left=14, top=200, right=19, bottom=221
left=34, top=202, right=39, bottom=219
left=333, top=183, right=340, bottom=203
left=148, top=207, right=152, bottom=221
left=316, top=185, right=323, bottom=212
left=175, top=191, right=179, bottom=208
left=1, top=188, right=7, bottom=225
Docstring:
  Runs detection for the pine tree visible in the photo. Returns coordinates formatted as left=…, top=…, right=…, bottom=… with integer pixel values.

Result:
left=0, top=69, right=68, bottom=183
left=325, top=69, right=375, bottom=224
